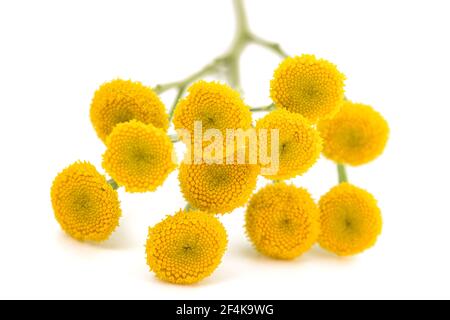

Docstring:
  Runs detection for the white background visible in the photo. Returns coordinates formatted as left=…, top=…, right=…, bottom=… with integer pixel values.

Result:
left=1, top=0, right=449, bottom=300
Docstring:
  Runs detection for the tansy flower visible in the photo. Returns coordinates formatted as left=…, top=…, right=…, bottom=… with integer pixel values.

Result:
left=270, top=55, right=345, bottom=122
left=50, top=162, right=121, bottom=242
left=102, top=120, right=176, bottom=193
left=318, top=183, right=382, bottom=256
left=256, top=109, right=322, bottom=180
left=318, top=100, right=389, bottom=166
left=178, top=157, right=260, bottom=214
left=90, top=79, right=169, bottom=143
left=173, top=81, right=252, bottom=133
left=146, top=210, right=228, bottom=285
left=245, top=183, right=320, bottom=260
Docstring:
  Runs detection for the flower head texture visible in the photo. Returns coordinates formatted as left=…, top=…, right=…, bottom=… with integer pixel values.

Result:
left=146, top=210, right=228, bottom=285
left=270, top=55, right=345, bottom=122
left=318, top=101, right=389, bottom=166
left=245, top=183, right=320, bottom=260
left=318, top=183, right=382, bottom=256
left=90, top=79, right=169, bottom=143
left=50, top=162, right=121, bottom=242
left=256, top=109, right=322, bottom=180
left=173, top=81, right=252, bottom=133
left=102, top=120, right=176, bottom=193
left=179, top=159, right=260, bottom=214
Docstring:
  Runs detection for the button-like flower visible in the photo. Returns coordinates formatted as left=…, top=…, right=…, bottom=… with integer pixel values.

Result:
left=90, top=79, right=169, bottom=143
left=50, top=162, right=122, bottom=242
left=270, top=55, right=345, bottom=122
left=102, top=120, right=176, bottom=193
left=173, top=81, right=252, bottom=134
left=146, top=210, right=228, bottom=285
left=318, top=183, right=382, bottom=256
left=179, top=157, right=260, bottom=214
left=245, top=183, right=320, bottom=260
left=256, top=109, right=322, bottom=179
left=318, top=100, right=389, bottom=166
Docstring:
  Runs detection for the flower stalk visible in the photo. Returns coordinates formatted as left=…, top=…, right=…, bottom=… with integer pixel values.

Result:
left=108, top=178, right=119, bottom=190
left=154, top=0, right=287, bottom=119
left=337, top=163, right=348, bottom=183
left=250, top=103, right=275, bottom=113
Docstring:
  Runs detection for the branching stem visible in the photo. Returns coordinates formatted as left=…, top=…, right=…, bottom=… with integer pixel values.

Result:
left=154, top=0, right=288, bottom=118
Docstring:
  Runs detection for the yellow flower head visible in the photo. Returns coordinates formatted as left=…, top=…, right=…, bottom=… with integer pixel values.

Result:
left=102, top=120, right=176, bottom=193
left=270, top=55, right=345, bottom=122
left=179, top=159, right=260, bottom=214
left=318, top=101, right=389, bottom=166
left=318, top=183, right=382, bottom=256
left=50, top=162, right=121, bottom=242
left=146, top=210, right=228, bottom=285
left=256, top=109, right=322, bottom=180
left=245, top=183, right=320, bottom=260
left=173, top=81, right=252, bottom=133
left=90, top=79, right=169, bottom=143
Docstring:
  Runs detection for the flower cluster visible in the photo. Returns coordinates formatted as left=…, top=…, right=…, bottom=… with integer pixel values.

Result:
left=50, top=12, right=388, bottom=284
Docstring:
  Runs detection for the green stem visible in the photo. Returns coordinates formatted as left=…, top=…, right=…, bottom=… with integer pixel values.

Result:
left=248, top=33, right=289, bottom=58
left=168, top=85, right=186, bottom=122
left=227, top=53, right=243, bottom=92
left=250, top=103, right=275, bottom=113
left=233, top=0, right=250, bottom=32
left=337, top=163, right=348, bottom=183
left=154, top=61, right=219, bottom=94
left=185, top=203, right=194, bottom=212
left=108, top=179, right=119, bottom=190
left=153, top=0, right=288, bottom=113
